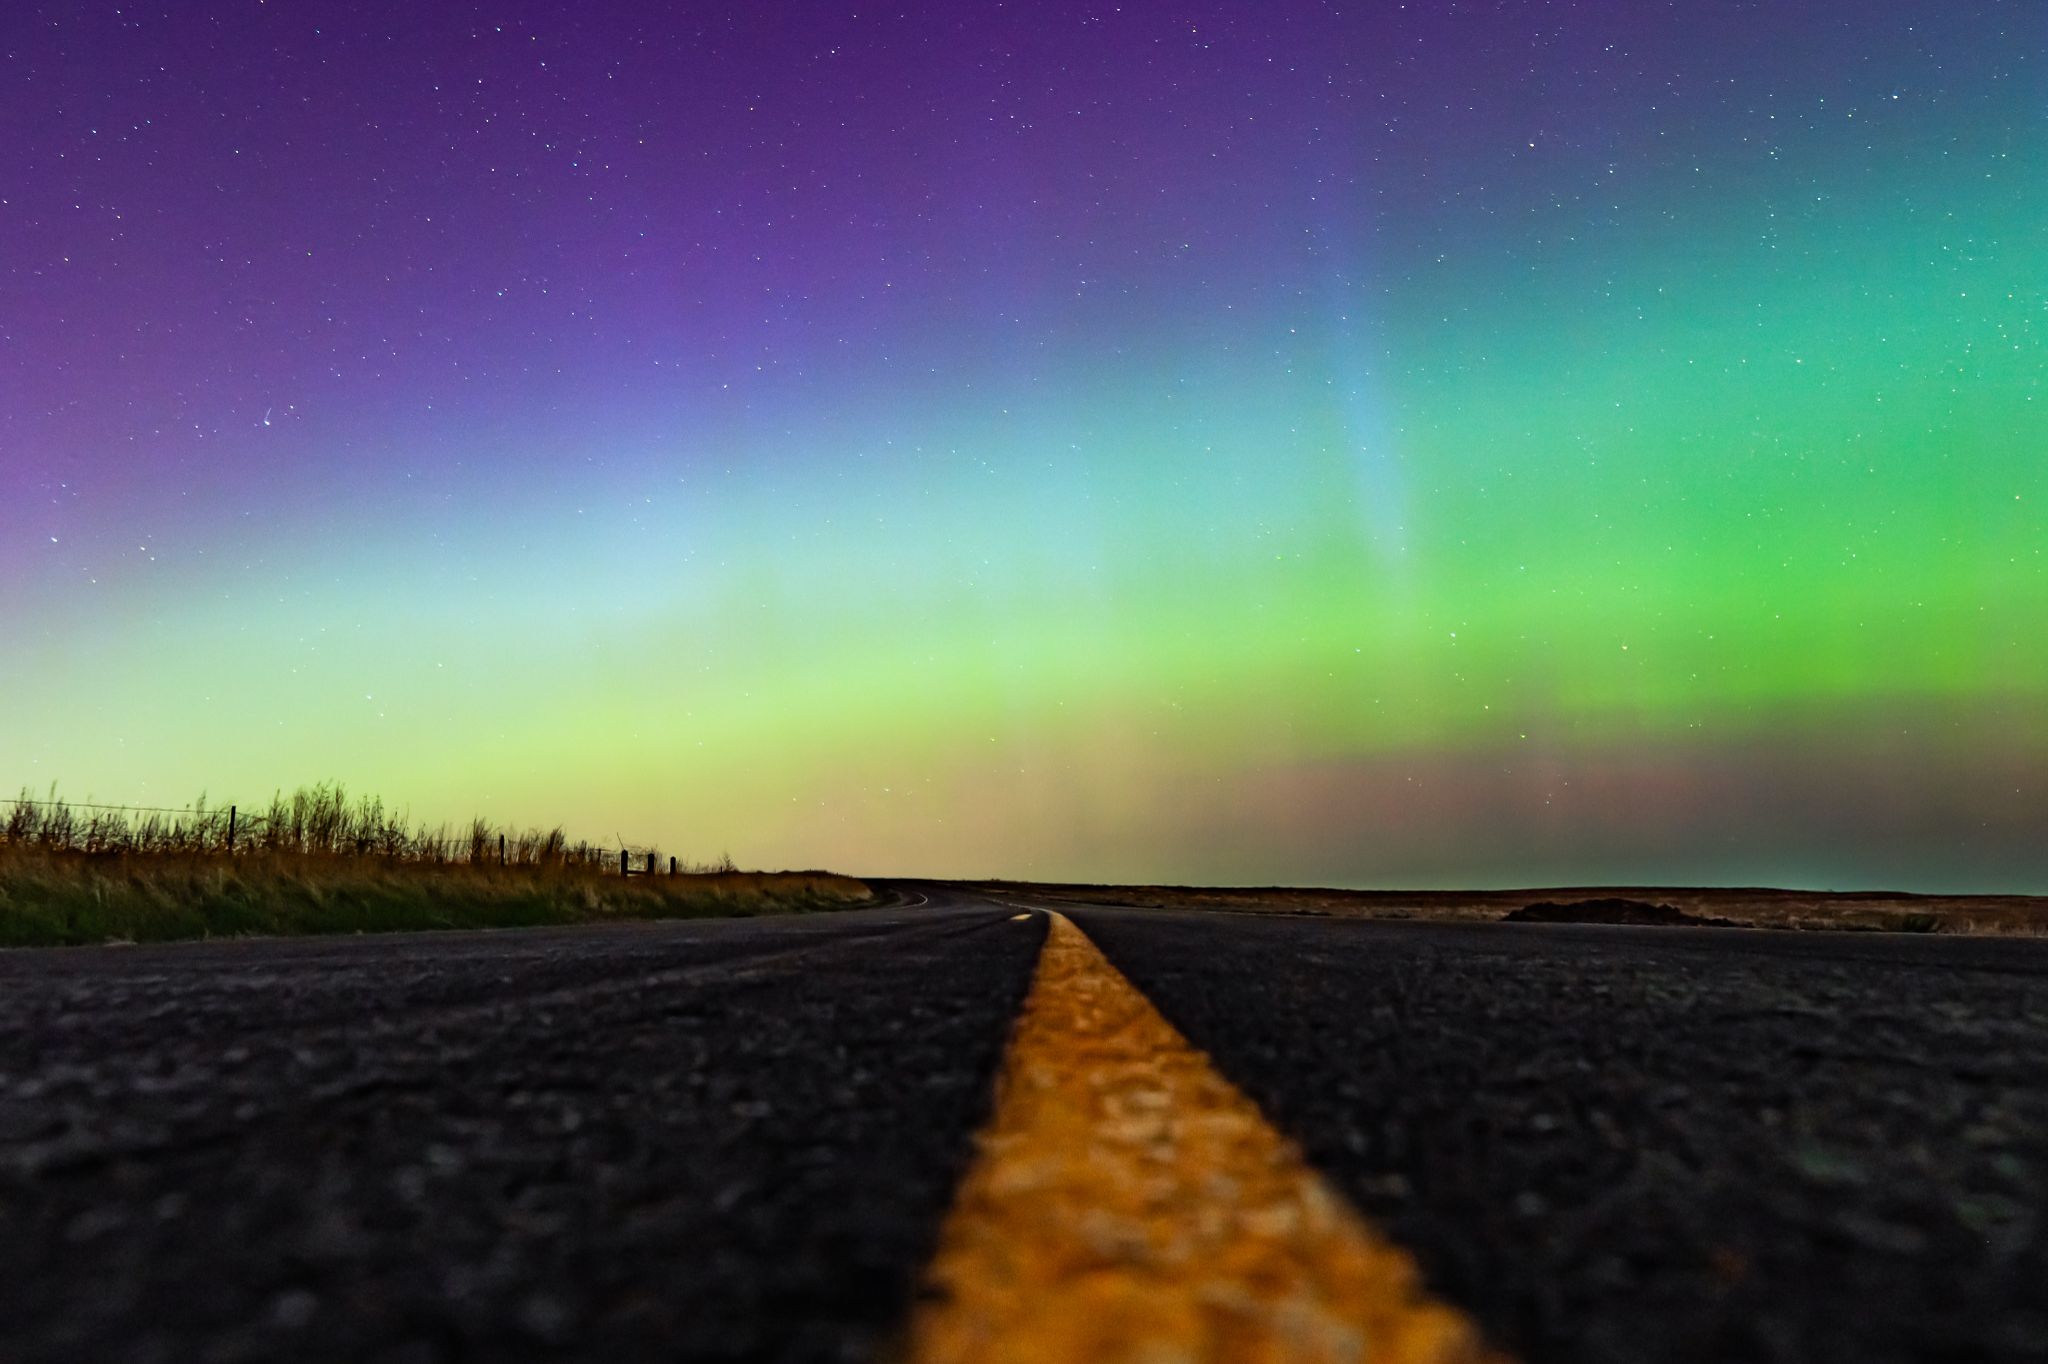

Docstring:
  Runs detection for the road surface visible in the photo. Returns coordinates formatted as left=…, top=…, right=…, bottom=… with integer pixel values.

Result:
left=1069, top=905, right=2048, bottom=1364
left=1, top=887, right=2042, bottom=1362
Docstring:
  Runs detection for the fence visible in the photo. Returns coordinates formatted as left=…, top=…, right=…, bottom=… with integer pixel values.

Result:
left=2, top=790, right=691, bottom=876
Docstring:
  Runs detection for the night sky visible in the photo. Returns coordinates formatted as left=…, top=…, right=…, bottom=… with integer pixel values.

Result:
left=3, top=2, right=2042, bottom=889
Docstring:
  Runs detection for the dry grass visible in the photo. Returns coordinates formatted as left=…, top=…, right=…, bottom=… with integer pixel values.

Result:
left=5, top=783, right=628, bottom=868
left=0, top=786, right=871, bottom=947
left=969, top=881, right=2048, bottom=938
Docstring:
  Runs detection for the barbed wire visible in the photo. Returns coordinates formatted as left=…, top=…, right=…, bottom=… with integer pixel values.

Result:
left=9, top=798, right=224, bottom=816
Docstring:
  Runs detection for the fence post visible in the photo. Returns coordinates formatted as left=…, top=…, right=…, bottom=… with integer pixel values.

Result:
left=620, top=849, right=629, bottom=877
left=226, top=806, right=237, bottom=853
left=669, top=855, right=678, bottom=876
left=646, top=852, right=656, bottom=876
left=499, top=833, right=506, bottom=866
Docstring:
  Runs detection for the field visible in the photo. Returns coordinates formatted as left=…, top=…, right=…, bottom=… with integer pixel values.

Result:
left=966, top=881, right=2048, bottom=937
left=0, top=786, right=871, bottom=947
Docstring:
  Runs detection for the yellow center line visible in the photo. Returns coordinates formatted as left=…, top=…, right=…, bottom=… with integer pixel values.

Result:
left=904, top=912, right=1510, bottom=1364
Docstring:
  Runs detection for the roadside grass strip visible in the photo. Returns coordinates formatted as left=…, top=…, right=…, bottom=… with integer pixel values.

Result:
left=904, top=912, right=1509, bottom=1364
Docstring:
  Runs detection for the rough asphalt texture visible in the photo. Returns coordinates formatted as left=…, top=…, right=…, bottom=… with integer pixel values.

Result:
left=0, top=900, right=1045, bottom=1364
left=6, top=892, right=2046, bottom=1364
left=1070, top=907, right=2048, bottom=1364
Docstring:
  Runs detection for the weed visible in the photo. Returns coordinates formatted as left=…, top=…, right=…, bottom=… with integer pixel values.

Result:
left=0, top=785, right=871, bottom=947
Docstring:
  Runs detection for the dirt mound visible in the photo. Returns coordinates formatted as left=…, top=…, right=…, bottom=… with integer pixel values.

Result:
left=1502, top=898, right=1738, bottom=928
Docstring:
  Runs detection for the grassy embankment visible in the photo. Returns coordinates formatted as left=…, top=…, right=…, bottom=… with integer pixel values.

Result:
left=0, top=786, right=872, bottom=948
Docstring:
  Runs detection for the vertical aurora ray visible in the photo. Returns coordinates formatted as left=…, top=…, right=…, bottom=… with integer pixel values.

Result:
left=1, top=1, right=2042, bottom=889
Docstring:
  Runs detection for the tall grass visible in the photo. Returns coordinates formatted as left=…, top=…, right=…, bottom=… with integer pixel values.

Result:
left=0, top=785, right=871, bottom=947
left=3, top=783, right=634, bottom=869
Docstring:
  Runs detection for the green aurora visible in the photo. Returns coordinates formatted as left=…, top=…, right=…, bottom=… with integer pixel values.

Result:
left=4, top=3, right=2042, bottom=890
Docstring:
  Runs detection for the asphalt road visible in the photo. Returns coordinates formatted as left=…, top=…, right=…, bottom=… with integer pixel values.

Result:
left=1069, top=906, right=2048, bottom=1364
left=3, top=889, right=2045, bottom=1363
left=0, top=898, right=1045, bottom=1364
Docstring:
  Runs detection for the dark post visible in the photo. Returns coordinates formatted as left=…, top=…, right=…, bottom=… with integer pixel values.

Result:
left=226, top=805, right=237, bottom=853
left=499, top=833, right=506, bottom=866
left=646, top=852, right=656, bottom=876
left=620, top=849, right=629, bottom=877
left=669, top=855, right=678, bottom=876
